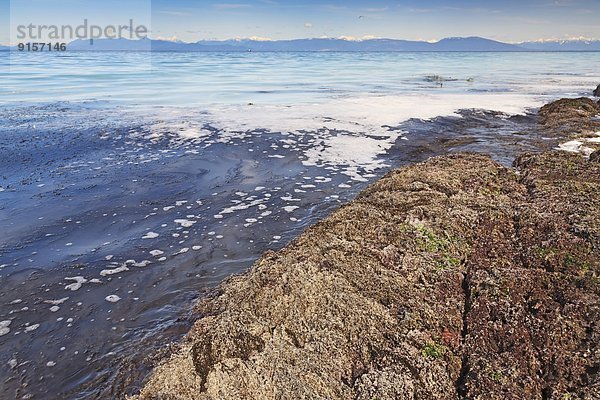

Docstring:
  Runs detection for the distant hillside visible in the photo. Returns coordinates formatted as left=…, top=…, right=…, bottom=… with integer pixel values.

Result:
left=199, top=36, right=524, bottom=52
left=519, top=39, right=600, bottom=51
left=16, top=37, right=599, bottom=52
left=67, top=38, right=241, bottom=52
left=434, top=37, right=520, bottom=51
left=65, top=36, right=526, bottom=52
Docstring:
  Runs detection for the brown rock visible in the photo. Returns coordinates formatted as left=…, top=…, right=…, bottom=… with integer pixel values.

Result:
left=133, top=150, right=600, bottom=400
left=538, top=97, right=600, bottom=133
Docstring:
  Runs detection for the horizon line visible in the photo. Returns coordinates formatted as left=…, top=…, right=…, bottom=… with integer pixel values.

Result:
left=3, top=35, right=600, bottom=47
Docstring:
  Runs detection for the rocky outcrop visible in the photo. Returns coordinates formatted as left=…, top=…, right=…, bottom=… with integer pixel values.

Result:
left=594, top=85, right=600, bottom=97
left=538, top=97, right=600, bottom=133
left=134, top=149, right=599, bottom=400
left=133, top=99, right=600, bottom=400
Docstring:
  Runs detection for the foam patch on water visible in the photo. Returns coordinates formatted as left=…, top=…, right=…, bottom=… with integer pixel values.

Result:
left=146, top=120, right=212, bottom=142
left=64, top=277, right=87, bottom=291
left=100, top=265, right=129, bottom=277
left=174, top=219, right=196, bottom=228
left=105, top=295, right=121, bottom=303
left=44, top=297, right=69, bottom=306
left=0, top=320, right=11, bottom=336
left=205, top=93, right=542, bottom=136
left=142, top=92, right=544, bottom=177
left=303, top=135, right=395, bottom=178
left=172, top=247, right=189, bottom=256
left=556, top=132, right=600, bottom=157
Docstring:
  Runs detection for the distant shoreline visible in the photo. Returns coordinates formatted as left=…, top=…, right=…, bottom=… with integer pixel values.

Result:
left=5, top=49, right=600, bottom=53
left=4, top=35, right=600, bottom=52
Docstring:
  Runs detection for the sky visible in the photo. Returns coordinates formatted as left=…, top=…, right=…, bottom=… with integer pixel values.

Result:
left=2, top=0, right=600, bottom=45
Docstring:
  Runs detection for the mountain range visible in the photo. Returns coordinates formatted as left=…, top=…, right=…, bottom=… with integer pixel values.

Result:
left=518, top=39, right=600, bottom=51
left=2, top=37, right=600, bottom=52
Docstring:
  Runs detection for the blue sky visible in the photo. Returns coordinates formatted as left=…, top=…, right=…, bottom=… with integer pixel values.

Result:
left=3, top=0, right=600, bottom=44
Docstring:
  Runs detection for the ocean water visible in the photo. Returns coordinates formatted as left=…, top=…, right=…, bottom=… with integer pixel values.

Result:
left=2, top=51, right=599, bottom=105
left=0, top=51, right=599, bottom=399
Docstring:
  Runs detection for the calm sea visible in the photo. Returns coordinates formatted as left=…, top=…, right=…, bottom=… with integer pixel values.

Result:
left=1, top=51, right=599, bottom=106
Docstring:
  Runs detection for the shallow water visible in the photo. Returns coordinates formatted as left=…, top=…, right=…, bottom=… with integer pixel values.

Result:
left=2, top=51, right=599, bottom=105
left=0, top=51, right=598, bottom=399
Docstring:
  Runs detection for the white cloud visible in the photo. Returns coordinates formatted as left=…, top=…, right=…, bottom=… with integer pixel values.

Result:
left=304, top=22, right=313, bottom=28
left=214, top=3, right=252, bottom=9
left=158, top=10, right=192, bottom=16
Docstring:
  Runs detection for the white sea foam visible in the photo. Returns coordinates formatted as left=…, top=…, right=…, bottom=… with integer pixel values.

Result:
left=64, top=276, right=87, bottom=291
left=303, top=135, right=395, bottom=175
left=100, top=265, right=129, bottom=277
left=44, top=297, right=69, bottom=306
left=174, top=219, right=197, bottom=228
left=140, top=92, right=545, bottom=168
left=0, top=320, right=11, bottom=336
left=557, top=140, right=588, bottom=153
left=128, top=260, right=152, bottom=267
left=556, top=133, right=600, bottom=156
left=173, top=248, right=189, bottom=255
left=205, top=93, right=542, bottom=136
left=163, top=92, right=541, bottom=176
left=105, top=295, right=121, bottom=303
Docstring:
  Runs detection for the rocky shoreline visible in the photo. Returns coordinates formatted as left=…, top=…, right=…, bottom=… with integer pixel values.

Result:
left=132, top=97, right=599, bottom=400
